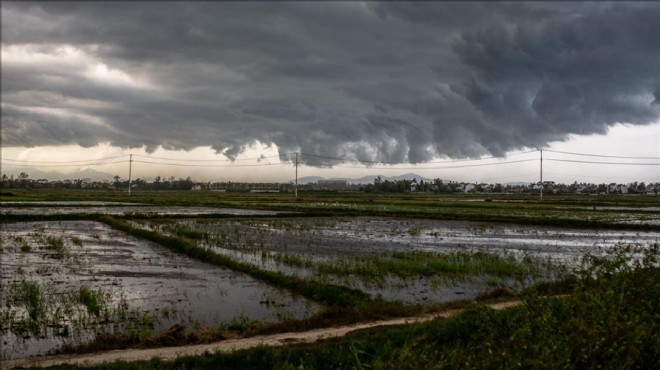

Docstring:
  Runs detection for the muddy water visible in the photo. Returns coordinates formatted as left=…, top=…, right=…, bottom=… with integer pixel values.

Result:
left=161, top=217, right=659, bottom=303
left=0, top=221, right=316, bottom=360
left=180, top=218, right=660, bottom=263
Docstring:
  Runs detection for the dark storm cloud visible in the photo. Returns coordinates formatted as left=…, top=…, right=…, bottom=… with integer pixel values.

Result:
left=2, top=2, right=659, bottom=163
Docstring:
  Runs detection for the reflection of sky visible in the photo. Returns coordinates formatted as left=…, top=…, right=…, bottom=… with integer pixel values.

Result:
left=0, top=221, right=317, bottom=359
left=190, top=218, right=660, bottom=261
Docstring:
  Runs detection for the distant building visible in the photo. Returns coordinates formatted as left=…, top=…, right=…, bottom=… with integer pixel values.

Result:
left=463, top=183, right=476, bottom=193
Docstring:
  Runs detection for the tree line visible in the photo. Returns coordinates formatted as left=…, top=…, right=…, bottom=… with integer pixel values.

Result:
left=1, top=172, right=657, bottom=195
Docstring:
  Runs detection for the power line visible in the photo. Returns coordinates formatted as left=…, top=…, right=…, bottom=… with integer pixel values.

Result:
left=132, top=154, right=287, bottom=162
left=302, top=158, right=538, bottom=170
left=132, top=160, right=289, bottom=168
left=545, top=171, right=659, bottom=181
left=545, top=158, right=660, bottom=166
left=1, top=160, right=129, bottom=168
left=1, top=155, right=128, bottom=164
left=543, top=149, right=660, bottom=160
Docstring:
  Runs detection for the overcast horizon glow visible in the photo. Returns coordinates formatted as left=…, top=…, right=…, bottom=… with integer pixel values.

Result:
left=2, top=2, right=659, bottom=184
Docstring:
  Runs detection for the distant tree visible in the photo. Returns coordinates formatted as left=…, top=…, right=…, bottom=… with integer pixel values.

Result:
left=637, top=182, right=646, bottom=193
left=113, top=175, right=121, bottom=190
left=433, top=179, right=450, bottom=193
left=18, top=172, right=30, bottom=188
left=133, top=178, right=146, bottom=189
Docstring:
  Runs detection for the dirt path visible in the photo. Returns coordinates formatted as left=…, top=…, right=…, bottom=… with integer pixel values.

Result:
left=2, top=301, right=521, bottom=369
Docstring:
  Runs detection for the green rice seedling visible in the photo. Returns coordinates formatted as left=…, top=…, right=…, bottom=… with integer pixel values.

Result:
left=19, top=242, right=31, bottom=252
left=224, top=313, right=261, bottom=332
left=45, top=236, right=69, bottom=259
left=271, top=252, right=313, bottom=269
left=408, top=227, right=422, bottom=236
left=78, top=286, right=106, bottom=316
left=15, top=281, right=45, bottom=322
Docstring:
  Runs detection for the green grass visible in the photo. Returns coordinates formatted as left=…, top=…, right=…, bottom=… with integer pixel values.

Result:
left=78, top=286, right=105, bottom=316
left=313, top=251, right=540, bottom=279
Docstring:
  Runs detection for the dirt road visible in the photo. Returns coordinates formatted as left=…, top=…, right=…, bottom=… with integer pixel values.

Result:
left=1, top=300, right=521, bottom=369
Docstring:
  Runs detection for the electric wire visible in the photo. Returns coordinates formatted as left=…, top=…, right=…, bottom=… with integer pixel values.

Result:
left=543, top=149, right=660, bottom=160
left=545, top=171, right=659, bottom=181
left=131, top=154, right=286, bottom=162
left=1, top=160, right=129, bottom=168
left=301, top=158, right=538, bottom=170
left=544, top=158, right=660, bottom=166
left=132, top=160, right=288, bottom=168
left=1, top=155, right=128, bottom=164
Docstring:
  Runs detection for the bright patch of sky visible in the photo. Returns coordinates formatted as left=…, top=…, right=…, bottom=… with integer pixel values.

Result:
left=3, top=122, right=658, bottom=184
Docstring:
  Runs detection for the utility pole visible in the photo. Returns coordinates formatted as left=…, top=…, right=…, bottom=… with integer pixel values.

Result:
left=295, top=152, right=298, bottom=198
left=539, top=149, right=543, bottom=200
left=128, top=154, right=133, bottom=196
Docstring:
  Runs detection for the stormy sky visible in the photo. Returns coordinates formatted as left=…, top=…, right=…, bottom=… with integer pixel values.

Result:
left=2, top=2, right=659, bottom=179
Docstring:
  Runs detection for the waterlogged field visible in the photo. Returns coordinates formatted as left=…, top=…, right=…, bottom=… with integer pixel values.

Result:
left=270, top=201, right=660, bottom=225
left=0, top=203, right=282, bottom=216
left=163, top=217, right=660, bottom=261
left=133, top=216, right=660, bottom=303
left=1, top=193, right=658, bottom=364
left=0, top=221, right=316, bottom=360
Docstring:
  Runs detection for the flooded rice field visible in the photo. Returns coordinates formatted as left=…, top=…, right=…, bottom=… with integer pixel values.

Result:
left=137, top=217, right=658, bottom=304
left=2, top=203, right=658, bottom=360
left=166, top=217, right=660, bottom=263
left=0, top=221, right=316, bottom=360
left=0, top=205, right=282, bottom=216
left=0, top=201, right=146, bottom=206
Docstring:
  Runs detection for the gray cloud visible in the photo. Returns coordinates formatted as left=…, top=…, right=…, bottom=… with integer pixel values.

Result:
left=2, top=2, right=659, bottom=164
